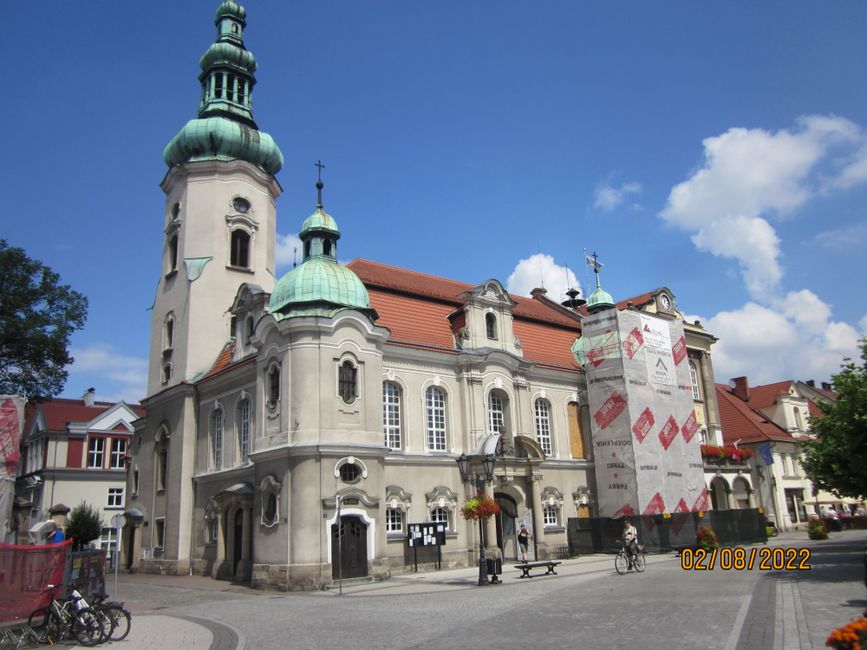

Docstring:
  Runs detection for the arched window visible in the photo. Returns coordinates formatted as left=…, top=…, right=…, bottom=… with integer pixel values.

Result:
left=485, top=313, right=497, bottom=340
left=430, top=506, right=451, bottom=530
left=161, top=361, right=172, bottom=385
left=267, top=363, right=280, bottom=410
left=238, top=398, right=251, bottom=464
left=212, top=408, right=223, bottom=469
left=163, top=314, right=175, bottom=351
left=168, top=234, right=179, bottom=273
left=689, top=362, right=700, bottom=401
left=383, top=381, right=401, bottom=449
left=339, top=360, right=358, bottom=404
left=488, top=391, right=506, bottom=435
left=534, top=399, right=552, bottom=455
left=156, top=423, right=170, bottom=492
left=566, top=401, right=586, bottom=459
left=230, top=229, right=250, bottom=268
left=425, top=386, right=447, bottom=451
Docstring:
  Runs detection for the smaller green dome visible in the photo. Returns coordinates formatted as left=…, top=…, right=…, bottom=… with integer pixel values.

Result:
left=586, top=286, right=615, bottom=313
left=216, top=1, right=246, bottom=21
left=164, top=117, right=283, bottom=175
left=199, top=41, right=256, bottom=73
left=269, top=258, right=373, bottom=319
left=300, top=208, right=340, bottom=239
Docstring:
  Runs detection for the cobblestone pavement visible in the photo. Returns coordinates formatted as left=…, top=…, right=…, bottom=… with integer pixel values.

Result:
left=108, top=529, right=867, bottom=650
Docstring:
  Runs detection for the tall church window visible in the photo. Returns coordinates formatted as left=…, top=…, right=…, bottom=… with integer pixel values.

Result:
left=238, top=398, right=251, bottom=463
left=163, top=314, right=174, bottom=351
left=488, top=391, right=507, bottom=435
left=168, top=234, right=178, bottom=273
left=425, top=387, right=447, bottom=451
left=212, top=408, right=223, bottom=469
left=567, top=401, right=586, bottom=459
left=230, top=229, right=250, bottom=268
left=339, top=361, right=358, bottom=404
left=267, top=363, right=280, bottom=410
left=534, top=399, right=552, bottom=455
left=486, top=313, right=497, bottom=340
left=161, top=362, right=172, bottom=385
left=383, top=382, right=401, bottom=449
left=689, top=362, right=700, bottom=401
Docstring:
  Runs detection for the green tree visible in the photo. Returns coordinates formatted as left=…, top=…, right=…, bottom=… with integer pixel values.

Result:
left=802, top=338, right=867, bottom=500
left=65, top=502, right=104, bottom=550
left=0, top=240, right=87, bottom=398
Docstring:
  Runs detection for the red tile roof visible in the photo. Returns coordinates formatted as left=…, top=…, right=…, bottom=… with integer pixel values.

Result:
left=716, top=384, right=794, bottom=444
left=746, top=380, right=794, bottom=410
left=23, top=398, right=144, bottom=434
left=350, top=259, right=581, bottom=369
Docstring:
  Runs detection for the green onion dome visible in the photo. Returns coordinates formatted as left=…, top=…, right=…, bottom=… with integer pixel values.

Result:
left=269, top=258, right=374, bottom=320
left=216, top=1, right=246, bottom=21
left=586, top=286, right=615, bottom=313
left=164, top=117, right=283, bottom=175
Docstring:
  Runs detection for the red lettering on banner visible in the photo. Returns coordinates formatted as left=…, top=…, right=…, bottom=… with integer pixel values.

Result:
left=681, top=411, right=699, bottom=443
left=658, top=415, right=679, bottom=450
left=613, top=503, right=636, bottom=518
left=632, top=407, right=655, bottom=443
left=587, top=345, right=606, bottom=367
left=642, top=492, right=666, bottom=515
left=622, top=327, right=644, bottom=360
left=692, top=488, right=710, bottom=512
left=593, top=392, right=627, bottom=429
left=672, top=336, right=687, bottom=365
left=671, top=499, right=691, bottom=535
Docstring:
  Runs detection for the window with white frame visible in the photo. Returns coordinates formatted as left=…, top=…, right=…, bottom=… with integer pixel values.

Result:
left=485, top=312, right=497, bottom=340
left=488, top=391, right=506, bottom=435
left=385, top=508, right=404, bottom=533
left=238, top=398, right=251, bottom=463
left=534, top=398, right=552, bottom=455
left=230, top=229, right=250, bottom=268
left=383, top=382, right=401, bottom=449
left=100, top=527, right=117, bottom=557
left=107, top=487, right=124, bottom=508
left=155, top=518, right=166, bottom=549
left=212, top=408, right=223, bottom=469
left=87, top=437, right=105, bottom=468
left=689, top=362, right=700, bottom=401
left=543, top=504, right=560, bottom=527
left=430, top=506, right=451, bottom=530
left=425, top=386, right=447, bottom=451
left=110, top=438, right=127, bottom=469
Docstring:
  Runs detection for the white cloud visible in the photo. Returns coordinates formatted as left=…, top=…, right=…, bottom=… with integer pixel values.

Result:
left=68, top=344, right=148, bottom=404
left=593, top=181, right=641, bottom=212
left=507, top=254, right=581, bottom=301
left=701, top=297, right=861, bottom=385
left=661, top=115, right=864, bottom=299
left=275, top=232, right=303, bottom=270
left=860, top=314, right=867, bottom=334
left=812, top=222, right=867, bottom=250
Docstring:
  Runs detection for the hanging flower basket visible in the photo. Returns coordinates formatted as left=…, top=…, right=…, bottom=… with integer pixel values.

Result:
left=460, top=493, right=501, bottom=521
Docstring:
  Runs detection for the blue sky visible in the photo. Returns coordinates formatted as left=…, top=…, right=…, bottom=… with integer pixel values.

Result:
left=4, top=1, right=866, bottom=403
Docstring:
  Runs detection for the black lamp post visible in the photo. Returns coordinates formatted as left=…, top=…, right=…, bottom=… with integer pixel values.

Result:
left=456, top=452, right=496, bottom=585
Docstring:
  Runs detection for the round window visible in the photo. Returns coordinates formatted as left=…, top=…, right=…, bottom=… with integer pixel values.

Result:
left=263, top=493, right=278, bottom=525
left=233, top=197, right=251, bottom=214
left=339, top=463, right=360, bottom=482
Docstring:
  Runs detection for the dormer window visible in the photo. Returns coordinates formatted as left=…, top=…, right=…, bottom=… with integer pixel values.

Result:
left=485, top=313, right=497, bottom=340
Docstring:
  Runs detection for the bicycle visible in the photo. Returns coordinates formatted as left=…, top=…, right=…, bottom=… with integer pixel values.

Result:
left=27, top=584, right=113, bottom=647
left=91, top=593, right=132, bottom=641
left=614, top=542, right=646, bottom=575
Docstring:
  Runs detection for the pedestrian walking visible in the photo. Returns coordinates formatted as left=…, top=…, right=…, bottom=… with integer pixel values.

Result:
left=517, top=524, right=531, bottom=562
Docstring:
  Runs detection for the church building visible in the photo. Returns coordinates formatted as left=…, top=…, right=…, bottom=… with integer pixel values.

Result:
left=124, top=1, right=722, bottom=590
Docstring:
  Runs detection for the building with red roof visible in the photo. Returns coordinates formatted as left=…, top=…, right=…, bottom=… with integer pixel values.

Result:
left=14, top=389, right=144, bottom=547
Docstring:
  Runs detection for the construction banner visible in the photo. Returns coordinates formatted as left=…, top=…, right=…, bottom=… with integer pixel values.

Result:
left=575, top=308, right=706, bottom=518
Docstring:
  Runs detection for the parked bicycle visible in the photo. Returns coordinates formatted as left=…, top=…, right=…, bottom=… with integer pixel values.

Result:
left=27, top=583, right=113, bottom=647
left=91, top=592, right=132, bottom=641
left=614, top=541, right=646, bottom=575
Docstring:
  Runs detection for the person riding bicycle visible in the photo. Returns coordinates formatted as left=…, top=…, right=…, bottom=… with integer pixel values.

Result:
left=622, top=519, right=639, bottom=566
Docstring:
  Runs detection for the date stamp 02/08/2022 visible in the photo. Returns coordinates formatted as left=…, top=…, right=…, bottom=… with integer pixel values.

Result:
left=680, top=547, right=811, bottom=571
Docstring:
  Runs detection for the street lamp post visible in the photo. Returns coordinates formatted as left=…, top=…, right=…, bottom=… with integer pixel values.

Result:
left=456, top=452, right=496, bottom=586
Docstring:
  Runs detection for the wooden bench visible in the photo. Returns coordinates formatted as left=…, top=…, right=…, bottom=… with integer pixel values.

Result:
left=515, top=560, right=561, bottom=578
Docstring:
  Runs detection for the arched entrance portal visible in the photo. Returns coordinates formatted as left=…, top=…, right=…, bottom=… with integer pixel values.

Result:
left=495, top=493, right=518, bottom=560
left=710, top=477, right=730, bottom=510
left=331, top=515, right=368, bottom=579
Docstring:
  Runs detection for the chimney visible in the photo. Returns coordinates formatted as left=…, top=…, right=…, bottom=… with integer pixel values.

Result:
left=82, top=387, right=96, bottom=407
left=731, top=377, right=750, bottom=402
left=806, top=380, right=815, bottom=387
left=821, top=381, right=832, bottom=391
left=530, top=288, right=547, bottom=299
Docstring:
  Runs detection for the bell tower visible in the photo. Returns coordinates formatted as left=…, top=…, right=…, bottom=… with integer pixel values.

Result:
left=147, top=1, right=283, bottom=395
